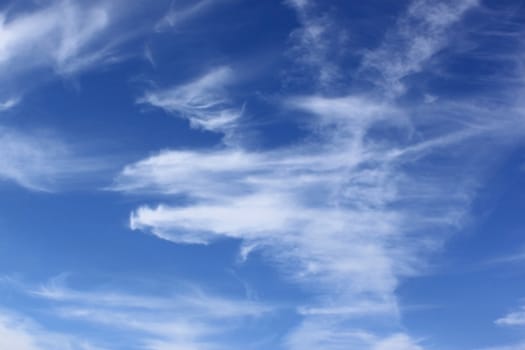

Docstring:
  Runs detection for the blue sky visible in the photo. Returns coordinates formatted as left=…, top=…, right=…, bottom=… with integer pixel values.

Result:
left=0, top=0, right=524, bottom=349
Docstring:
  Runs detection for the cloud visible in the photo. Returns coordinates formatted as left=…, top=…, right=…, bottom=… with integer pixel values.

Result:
left=372, top=334, right=425, bottom=350
left=0, top=0, right=146, bottom=102
left=0, top=1, right=114, bottom=77
left=20, top=276, right=271, bottom=350
left=0, top=310, right=103, bottom=350
left=155, top=0, right=221, bottom=32
left=285, top=0, right=347, bottom=86
left=0, top=0, right=159, bottom=192
left=114, top=0, right=525, bottom=349
left=0, top=0, right=519, bottom=348
left=483, top=249, right=525, bottom=266
left=285, top=319, right=424, bottom=350
left=496, top=306, right=525, bottom=327
left=0, top=96, right=20, bottom=111
left=0, top=314, right=41, bottom=350
left=0, top=127, right=110, bottom=191
left=477, top=344, right=525, bottom=350
left=361, top=0, right=478, bottom=96
left=138, top=66, right=242, bottom=137
left=114, top=10, right=525, bottom=348
left=33, top=276, right=270, bottom=319
left=116, top=90, right=515, bottom=348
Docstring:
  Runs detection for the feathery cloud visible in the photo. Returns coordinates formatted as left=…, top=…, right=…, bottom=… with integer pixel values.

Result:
left=361, top=0, right=478, bottom=96
left=155, top=0, right=221, bottom=32
left=0, top=97, right=20, bottom=111
left=138, top=67, right=242, bottom=137
left=0, top=1, right=116, bottom=77
left=117, top=89, right=515, bottom=349
left=24, top=276, right=271, bottom=350
left=0, top=310, right=103, bottom=350
left=0, top=127, right=111, bottom=191
left=285, top=0, right=347, bottom=86
left=496, top=305, right=525, bottom=327
left=113, top=0, right=524, bottom=349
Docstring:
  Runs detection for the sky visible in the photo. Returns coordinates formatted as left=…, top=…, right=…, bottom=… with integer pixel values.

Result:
left=0, top=0, right=524, bottom=349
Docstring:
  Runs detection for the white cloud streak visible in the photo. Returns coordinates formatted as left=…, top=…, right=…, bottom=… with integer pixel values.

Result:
left=0, top=310, right=103, bottom=350
left=27, top=277, right=272, bottom=350
left=0, top=0, right=116, bottom=78
left=285, top=320, right=424, bottom=350
left=138, top=66, right=242, bottom=138
left=114, top=0, right=524, bottom=349
left=116, top=91, right=511, bottom=349
left=0, top=127, right=109, bottom=191
left=496, top=305, right=525, bottom=327
left=0, top=96, right=20, bottom=111
left=0, top=0, right=147, bottom=103
left=286, top=0, right=346, bottom=86
left=155, top=0, right=220, bottom=32
left=477, top=344, right=525, bottom=350
left=361, top=0, right=478, bottom=96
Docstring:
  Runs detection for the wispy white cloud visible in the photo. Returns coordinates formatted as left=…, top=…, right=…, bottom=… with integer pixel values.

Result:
left=285, top=319, right=424, bottom=350
left=114, top=0, right=525, bottom=349
left=476, top=343, right=525, bottom=350
left=26, top=276, right=272, bottom=350
left=1, top=0, right=520, bottom=348
left=286, top=0, right=347, bottom=86
left=0, top=96, right=20, bottom=111
left=0, top=310, right=104, bottom=350
left=155, top=0, right=222, bottom=32
left=144, top=44, right=156, bottom=68
left=0, top=127, right=110, bottom=191
left=0, top=313, right=41, bottom=350
left=483, top=249, right=525, bottom=266
left=138, top=66, right=243, bottom=137
left=361, top=0, right=478, bottom=96
left=116, top=91, right=515, bottom=348
left=0, top=0, right=154, bottom=192
left=372, top=334, right=425, bottom=350
left=33, top=276, right=271, bottom=319
left=496, top=305, right=525, bottom=327
left=0, top=0, right=146, bottom=103
left=0, top=1, right=116, bottom=77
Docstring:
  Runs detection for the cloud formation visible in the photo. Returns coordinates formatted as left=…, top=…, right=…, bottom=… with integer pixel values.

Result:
left=117, top=92, right=512, bottom=348
left=0, top=127, right=109, bottom=191
left=0, top=0, right=118, bottom=79
left=0, top=310, right=102, bottom=350
left=0, top=0, right=153, bottom=104
left=111, top=0, right=524, bottom=349
left=155, top=0, right=220, bottom=32
left=361, top=0, right=478, bottom=95
left=138, top=66, right=242, bottom=137
left=0, top=97, right=20, bottom=111
left=3, top=0, right=523, bottom=349
left=285, top=0, right=347, bottom=86
left=0, top=276, right=272, bottom=350
left=496, top=305, right=525, bottom=327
